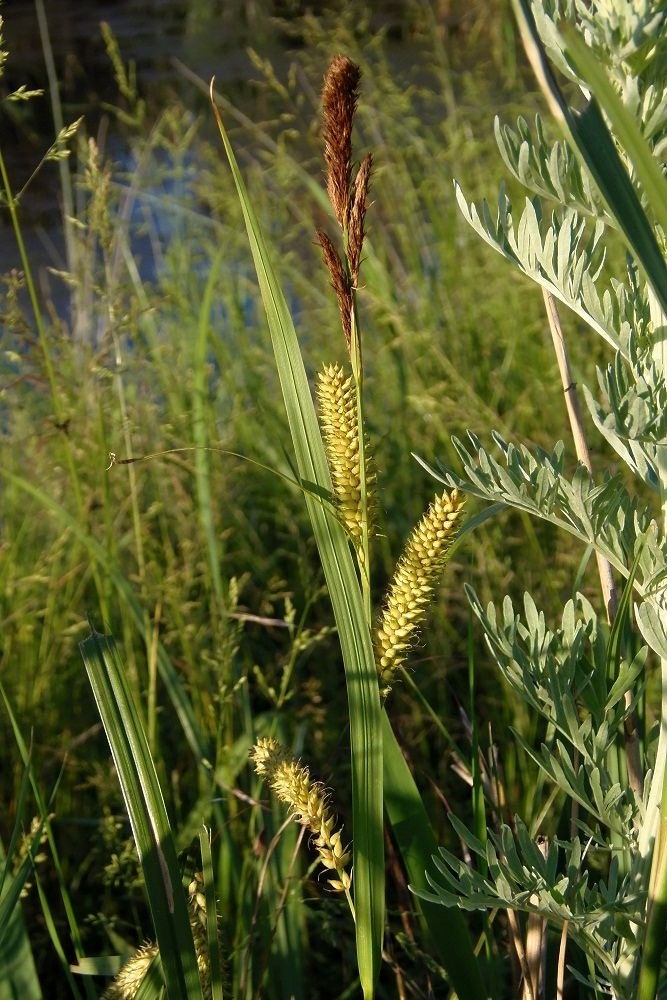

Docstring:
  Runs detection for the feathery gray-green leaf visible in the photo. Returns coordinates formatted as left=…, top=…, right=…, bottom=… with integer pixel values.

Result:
left=511, top=0, right=667, bottom=317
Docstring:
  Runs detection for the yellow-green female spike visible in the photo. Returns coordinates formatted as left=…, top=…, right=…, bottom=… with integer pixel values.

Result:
left=376, top=488, right=466, bottom=697
left=316, top=363, right=373, bottom=567
left=250, top=737, right=352, bottom=894
left=101, top=943, right=158, bottom=999
left=101, top=874, right=218, bottom=1000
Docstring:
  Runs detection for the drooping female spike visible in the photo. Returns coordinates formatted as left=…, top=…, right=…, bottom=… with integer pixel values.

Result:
left=101, top=884, right=220, bottom=1000
left=250, top=736, right=352, bottom=892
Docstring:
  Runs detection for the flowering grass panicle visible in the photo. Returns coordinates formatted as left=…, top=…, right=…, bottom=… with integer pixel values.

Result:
left=317, top=362, right=374, bottom=565
left=250, top=736, right=352, bottom=893
left=321, top=53, right=360, bottom=232
left=376, top=488, right=466, bottom=696
left=317, top=54, right=372, bottom=354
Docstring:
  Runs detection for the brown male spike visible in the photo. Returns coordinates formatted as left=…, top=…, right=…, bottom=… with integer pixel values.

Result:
left=321, top=54, right=361, bottom=231
left=316, top=229, right=353, bottom=349
left=348, top=152, right=372, bottom=285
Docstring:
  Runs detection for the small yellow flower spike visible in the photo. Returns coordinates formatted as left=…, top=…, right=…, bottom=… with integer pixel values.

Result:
left=316, top=363, right=373, bottom=566
left=186, top=872, right=219, bottom=999
left=102, top=871, right=222, bottom=1000
left=102, top=942, right=158, bottom=1000
left=250, top=737, right=352, bottom=895
left=376, top=488, right=466, bottom=697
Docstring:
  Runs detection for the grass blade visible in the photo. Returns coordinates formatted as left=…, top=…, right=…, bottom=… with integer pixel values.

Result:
left=211, top=88, right=384, bottom=996
left=382, top=713, right=487, bottom=1000
left=0, top=840, right=41, bottom=1000
left=192, top=247, right=227, bottom=607
left=79, top=627, right=204, bottom=1000
left=0, top=682, right=91, bottom=999
left=561, top=27, right=667, bottom=251
left=199, top=828, right=225, bottom=1000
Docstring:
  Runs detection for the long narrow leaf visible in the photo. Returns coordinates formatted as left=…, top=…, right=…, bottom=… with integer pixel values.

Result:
left=192, top=247, right=226, bottom=606
left=0, top=682, right=90, bottom=999
left=0, top=839, right=41, bottom=1000
left=211, top=89, right=384, bottom=996
left=382, top=713, right=487, bottom=1000
left=80, top=628, right=204, bottom=1000
left=561, top=27, right=667, bottom=249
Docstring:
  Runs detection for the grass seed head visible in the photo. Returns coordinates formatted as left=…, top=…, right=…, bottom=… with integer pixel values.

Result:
left=186, top=872, right=217, bottom=1000
left=317, top=363, right=374, bottom=560
left=101, top=942, right=158, bottom=1000
left=250, top=737, right=351, bottom=891
left=102, top=873, right=221, bottom=999
left=322, top=54, right=361, bottom=231
left=376, top=489, right=466, bottom=696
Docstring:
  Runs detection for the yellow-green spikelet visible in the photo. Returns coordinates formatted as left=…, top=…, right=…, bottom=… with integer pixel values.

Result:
left=186, top=872, right=219, bottom=999
left=376, top=488, right=465, bottom=696
left=102, top=874, right=220, bottom=1000
left=101, top=943, right=158, bottom=1000
left=316, top=364, right=372, bottom=554
left=250, top=736, right=351, bottom=891
left=102, top=888, right=213, bottom=1000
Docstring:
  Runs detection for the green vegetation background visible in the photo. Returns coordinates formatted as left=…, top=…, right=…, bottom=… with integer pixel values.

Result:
left=0, top=1, right=619, bottom=995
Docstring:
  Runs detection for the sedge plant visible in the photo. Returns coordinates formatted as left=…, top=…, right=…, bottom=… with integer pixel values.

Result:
left=88, top=51, right=480, bottom=999
left=212, top=50, right=488, bottom=1000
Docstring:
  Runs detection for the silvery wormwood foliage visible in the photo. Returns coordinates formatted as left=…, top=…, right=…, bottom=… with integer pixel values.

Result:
left=420, top=433, right=667, bottom=656
left=413, top=589, right=651, bottom=994
left=418, top=815, right=645, bottom=996
left=417, top=0, right=667, bottom=994
left=446, top=0, right=667, bottom=664
left=498, top=0, right=667, bottom=201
